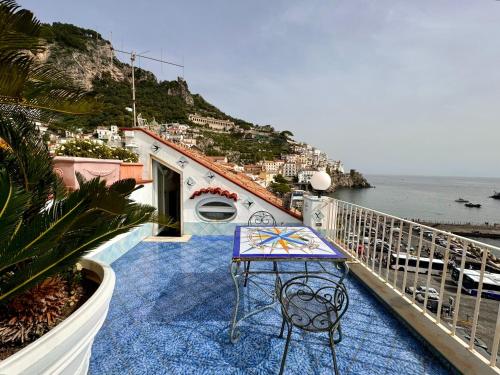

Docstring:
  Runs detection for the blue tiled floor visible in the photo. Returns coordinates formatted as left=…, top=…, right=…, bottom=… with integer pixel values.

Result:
left=90, top=236, right=452, bottom=375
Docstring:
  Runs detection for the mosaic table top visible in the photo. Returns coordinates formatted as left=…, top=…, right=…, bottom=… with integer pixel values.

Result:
left=232, top=225, right=347, bottom=260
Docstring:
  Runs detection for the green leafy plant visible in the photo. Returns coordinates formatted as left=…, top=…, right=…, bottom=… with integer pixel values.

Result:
left=269, top=174, right=291, bottom=197
left=0, top=1, right=174, bottom=352
left=0, top=112, right=172, bottom=304
left=0, top=0, right=95, bottom=115
left=55, top=139, right=139, bottom=163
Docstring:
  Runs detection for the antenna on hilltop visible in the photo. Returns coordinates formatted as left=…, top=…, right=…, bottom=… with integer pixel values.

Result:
left=109, top=32, right=113, bottom=69
left=111, top=47, right=184, bottom=127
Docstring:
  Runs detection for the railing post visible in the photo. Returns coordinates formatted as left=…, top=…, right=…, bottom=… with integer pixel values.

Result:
left=436, top=234, right=451, bottom=325
left=372, top=214, right=379, bottom=273
left=355, top=208, right=363, bottom=260
left=423, top=231, right=437, bottom=314
left=361, top=210, right=368, bottom=265
left=343, top=202, right=350, bottom=248
left=378, top=216, right=387, bottom=276
left=412, top=231, right=424, bottom=303
left=385, top=218, right=395, bottom=281
left=393, top=220, right=404, bottom=289
left=401, top=223, right=413, bottom=294
left=346, top=205, right=354, bottom=253
left=469, top=247, right=489, bottom=350
left=490, top=304, right=500, bottom=366
left=452, top=241, right=469, bottom=336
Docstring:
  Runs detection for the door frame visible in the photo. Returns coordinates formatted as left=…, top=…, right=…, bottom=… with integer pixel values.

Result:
left=150, top=155, right=184, bottom=236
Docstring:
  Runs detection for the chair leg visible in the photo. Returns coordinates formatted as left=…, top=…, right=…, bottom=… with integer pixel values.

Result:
left=329, top=331, right=339, bottom=375
left=279, top=318, right=286, bottom=338
left=279, top=325, right=293, bottom=375
left=304, top=261, right=309, bottom=282
left=334, top=324, right=343, bottom=344
left=243, top=261, right=251, bottom=287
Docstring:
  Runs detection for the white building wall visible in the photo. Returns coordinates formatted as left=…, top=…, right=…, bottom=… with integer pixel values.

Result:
left=132, top=130, right=301, bottom=235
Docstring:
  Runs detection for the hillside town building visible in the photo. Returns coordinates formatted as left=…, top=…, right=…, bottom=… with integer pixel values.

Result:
left=188, top=113, right=235, bottom=131
left=297, top=169, right=316, bottom=184
left=282, top=162, right=298, bottom=178
left=259, top=159, right=285, bottom=174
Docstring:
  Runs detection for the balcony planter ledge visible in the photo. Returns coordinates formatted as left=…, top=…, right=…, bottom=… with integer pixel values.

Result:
left=119, top=162, right=144, bottom=182
left=53, top=156, right=122, bottom=190
left=0, top=259, right=115, bottom=375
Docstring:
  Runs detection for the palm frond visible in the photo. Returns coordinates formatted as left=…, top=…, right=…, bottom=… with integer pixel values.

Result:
left=0, top=179, right=160, bottom=302
left=0, top=112, right=58, bottom=214
left=0, top=168, right=30, bottom=250
left=0, top=0, right=98, bottom=117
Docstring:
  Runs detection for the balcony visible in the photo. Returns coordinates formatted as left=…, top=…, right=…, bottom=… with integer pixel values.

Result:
left=318, top=198, right=500, bottom=374
left=79, top=193, right=500, bottom=374
left=89, top=235, right=453, bottom=374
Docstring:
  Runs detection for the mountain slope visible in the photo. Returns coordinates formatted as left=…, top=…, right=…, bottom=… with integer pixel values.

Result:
left=38, top=22, right=252, bottom=129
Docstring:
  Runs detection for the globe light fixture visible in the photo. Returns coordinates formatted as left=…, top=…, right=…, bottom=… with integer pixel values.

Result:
left=310, top=170, right=331, bottom=197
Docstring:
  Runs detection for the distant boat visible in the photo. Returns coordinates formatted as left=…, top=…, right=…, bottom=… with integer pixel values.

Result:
left=490, top=191, right=500, bottom=200
left=465, top=203, right=481, bottom=208
left=455, top=198, right=469, bottom=203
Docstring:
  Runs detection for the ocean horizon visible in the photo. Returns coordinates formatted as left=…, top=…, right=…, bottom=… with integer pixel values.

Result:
left=332, top=174, right=500, bottom=249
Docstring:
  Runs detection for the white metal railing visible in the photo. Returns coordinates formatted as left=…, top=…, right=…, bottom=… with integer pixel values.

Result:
left=322, top=198, right=500, bottom=370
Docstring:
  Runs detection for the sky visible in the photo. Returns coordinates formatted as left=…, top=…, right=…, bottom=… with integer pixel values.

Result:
left=20, top=0, right=500, bottom=177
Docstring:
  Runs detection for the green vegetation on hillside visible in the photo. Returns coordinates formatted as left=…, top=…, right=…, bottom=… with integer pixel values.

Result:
left=37, top=21, right=293, bottom=162
left=269, top=174, right=292, bottom=196
left=40, top=22, right=103, bottom=51
left=202, top=130, right=290, bottom=164
left=39, top=22, right=255, bottom=130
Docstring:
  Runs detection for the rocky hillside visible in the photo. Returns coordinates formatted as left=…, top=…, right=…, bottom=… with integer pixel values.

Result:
left=36, top=22, right=370, bottom=181
left=37, top=23, right=252, bottom=129
left=327, top=170, right=371, bottom=191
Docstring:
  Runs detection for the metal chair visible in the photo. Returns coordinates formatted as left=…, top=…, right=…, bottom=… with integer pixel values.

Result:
left=248, top=210, right=277, bottom=227
left=243, top=211, right=277, bottom=287
left=277, top=275, right=349, bottom=375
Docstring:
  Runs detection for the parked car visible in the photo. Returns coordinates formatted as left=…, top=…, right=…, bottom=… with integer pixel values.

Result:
left=425, top=295, right=440, bottom=312
left=405, top=285, right=439, bottom=297
left=437, top=238, right=447, bottom=247
left=423, top=231, right=434, bottom=240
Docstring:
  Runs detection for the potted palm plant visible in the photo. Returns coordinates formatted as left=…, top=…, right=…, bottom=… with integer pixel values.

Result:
left=0, top=114, right=162, bottom=373
left=0, top=2, right=171, bottom=373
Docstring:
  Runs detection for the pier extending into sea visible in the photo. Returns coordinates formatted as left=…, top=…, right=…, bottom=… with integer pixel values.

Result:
left=413, top=220, right=500, bottom=239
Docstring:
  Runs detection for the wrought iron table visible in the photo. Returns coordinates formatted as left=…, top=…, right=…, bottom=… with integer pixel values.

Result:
left=229, top=225, right=348, bottom=343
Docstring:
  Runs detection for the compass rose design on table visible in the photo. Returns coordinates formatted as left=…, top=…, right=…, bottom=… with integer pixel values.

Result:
left=246, top=227, right=316, bottom=254
left=234, top=226, right=343, bottom=259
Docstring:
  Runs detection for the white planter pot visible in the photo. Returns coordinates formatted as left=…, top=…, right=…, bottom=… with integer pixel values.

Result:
left=0, top=259, right=115, bottom=375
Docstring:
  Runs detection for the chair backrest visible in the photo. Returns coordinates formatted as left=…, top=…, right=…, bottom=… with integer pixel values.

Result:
left=279, top=275, right=349, bottom=332
left=248, top=211, right=277, bottom=226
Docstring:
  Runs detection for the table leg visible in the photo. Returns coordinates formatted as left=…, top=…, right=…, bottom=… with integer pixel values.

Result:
left=317, top=261, right=350, bottom=284
left=339, top=262, right=350, bottom=284
left=229, top=260, right=241, bottom=343
left=229, top=260, right=281, bottom=344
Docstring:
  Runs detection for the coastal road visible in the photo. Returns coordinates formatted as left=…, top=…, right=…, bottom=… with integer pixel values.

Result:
left=351, top=221, right=499, bottom=357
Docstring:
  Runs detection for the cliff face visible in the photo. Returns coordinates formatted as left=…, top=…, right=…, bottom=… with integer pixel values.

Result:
left=35, top=23, right=237, bottom=128
left=167, top=78, right=194, bottom=106
left=38, top=38, right=126, bottom=91
left=327, top=169, right=371, bottom=192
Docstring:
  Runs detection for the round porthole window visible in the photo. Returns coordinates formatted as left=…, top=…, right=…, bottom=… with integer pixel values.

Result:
left=196, top=197, right=237, bottom=222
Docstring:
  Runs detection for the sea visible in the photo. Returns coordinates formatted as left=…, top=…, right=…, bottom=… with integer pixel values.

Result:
left=331, top=175, right=500, bottom=249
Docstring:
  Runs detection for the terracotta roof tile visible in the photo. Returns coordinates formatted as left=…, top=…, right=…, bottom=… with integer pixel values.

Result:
left=123, top=128, right=302, bottom=220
